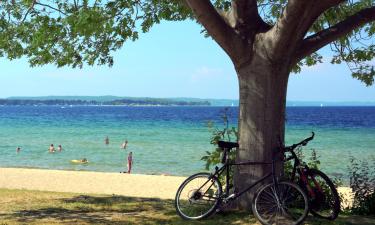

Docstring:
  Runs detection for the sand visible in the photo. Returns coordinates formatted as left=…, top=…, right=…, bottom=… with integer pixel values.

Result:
left=0, top=167, right=186, bottom=199
left=0, top=167, right=354, bottom=206
left=338, top=186, right=354, bottom=209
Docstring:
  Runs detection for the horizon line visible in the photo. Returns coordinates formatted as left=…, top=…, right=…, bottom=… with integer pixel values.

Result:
left=2, top=95, right=375, bottom=103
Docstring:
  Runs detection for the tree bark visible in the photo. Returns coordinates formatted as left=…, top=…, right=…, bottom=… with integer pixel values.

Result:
left=233, top=52, right=289, bottom=209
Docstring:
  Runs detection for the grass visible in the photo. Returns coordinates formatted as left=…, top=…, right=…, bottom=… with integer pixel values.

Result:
left=0, top=188, right=374, bottom=225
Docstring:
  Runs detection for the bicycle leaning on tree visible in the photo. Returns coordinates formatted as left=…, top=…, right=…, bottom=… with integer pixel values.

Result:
left=175, top=141, right=309, bottom=225
left=281, top=132, right=340, bottom=220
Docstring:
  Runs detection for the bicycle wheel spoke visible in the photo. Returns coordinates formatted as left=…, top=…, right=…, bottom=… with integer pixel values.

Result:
left=175, top=173, right=221, bottom=220
left=262, top=187, right=278, bottom=202
left=253, top=182, right=308, bottom=225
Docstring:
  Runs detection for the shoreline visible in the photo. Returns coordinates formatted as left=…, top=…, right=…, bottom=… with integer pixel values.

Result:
left=0, top=166, right=175, bottom=177
left=0, top=167, right=354, bottom=207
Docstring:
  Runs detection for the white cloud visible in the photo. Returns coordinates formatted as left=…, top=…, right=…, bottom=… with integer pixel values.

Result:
left=190, top=66, right=223, bottom=83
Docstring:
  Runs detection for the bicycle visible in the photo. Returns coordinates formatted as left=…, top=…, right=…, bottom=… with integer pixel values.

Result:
left=175, top=141, right=309, bottom=225
left=282, top=132, right=340, bottom=220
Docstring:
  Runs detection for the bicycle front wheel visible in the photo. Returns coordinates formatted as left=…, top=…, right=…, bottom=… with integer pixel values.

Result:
left=306, top=169, right=340, bottom=220
left=175, top=172, right=222, bottom=220
left=253, top=181, right=309, bottom=225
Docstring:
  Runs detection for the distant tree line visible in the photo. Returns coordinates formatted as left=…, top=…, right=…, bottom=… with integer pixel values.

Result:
left=0, top=99, right=211, bottom=106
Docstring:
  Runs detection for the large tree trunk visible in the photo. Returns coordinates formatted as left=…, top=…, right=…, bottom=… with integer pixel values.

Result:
left=233, top=54, right=290, bottom=209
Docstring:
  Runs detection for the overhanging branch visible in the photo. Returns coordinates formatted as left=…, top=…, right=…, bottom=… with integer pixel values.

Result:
left=185, top=0, right=246, bottom=65
left=268, top=0, right=345, bottom=60
left=21, top=0, right=36, bottom=23
left=35, top=2, right=67, bottom=16
left=295, top=6, right=375, bottom=62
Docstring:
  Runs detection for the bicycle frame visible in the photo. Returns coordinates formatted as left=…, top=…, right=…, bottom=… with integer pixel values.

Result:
left=285, top=149, right=321, bottom=198
left=198, top=149, right=279, bottom=202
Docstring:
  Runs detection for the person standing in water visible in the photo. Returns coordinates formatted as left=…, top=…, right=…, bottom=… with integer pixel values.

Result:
left=121, top=140, right=128, bottom=149
left=58, top=145, right=63, bottom=152
left=16, top=147, right=21, bottom=153
left=105, top=136, right=109, bottom=145
left=127, top=152, right=133, bottom=174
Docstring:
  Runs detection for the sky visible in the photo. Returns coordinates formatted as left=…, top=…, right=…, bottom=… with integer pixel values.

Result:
left=0, top=20, right=374, bottom=102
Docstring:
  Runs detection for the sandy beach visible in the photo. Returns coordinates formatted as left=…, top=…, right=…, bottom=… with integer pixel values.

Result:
left=0, top=167, right=354, bottom=206
left=0, top=167, right=186, bottom=199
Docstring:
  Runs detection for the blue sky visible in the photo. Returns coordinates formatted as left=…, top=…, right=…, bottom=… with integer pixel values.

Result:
left=0, top=20, right=374, bottom=101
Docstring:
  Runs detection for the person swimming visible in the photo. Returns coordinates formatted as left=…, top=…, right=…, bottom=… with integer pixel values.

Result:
left=58, top=144, right=63, bottom=152
left=48, top=144, right=55, bottom=153
left=16, top=146, right=21, bottom=153
left=70, top=158, right=88, bottom=164
left=80, top=158, right=88, bottom=163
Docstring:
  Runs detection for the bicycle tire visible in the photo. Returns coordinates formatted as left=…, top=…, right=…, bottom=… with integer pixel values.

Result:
left=252, top=181, right=309, bottom=225
left=305, top=168, right=340, bottom=220
left=175, top=172, right=222, bottom=220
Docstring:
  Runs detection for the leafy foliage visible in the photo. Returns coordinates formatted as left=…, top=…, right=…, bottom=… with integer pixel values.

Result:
left=201, top=108, right=238, bottom=191
left=0, top=0, right=192, bottom=68
left=348, top=155, right=375, bottom=215
left=0, top=1, right=374, bottom=85
left=257, top=0, right=375, bottom=85
left=303, top=0, right=375, bottom=85
left=201, top=108, right=238, bottom=171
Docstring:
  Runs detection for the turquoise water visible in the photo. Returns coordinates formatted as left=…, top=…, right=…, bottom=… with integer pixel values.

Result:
left=0, top=106, right=374, bottom=179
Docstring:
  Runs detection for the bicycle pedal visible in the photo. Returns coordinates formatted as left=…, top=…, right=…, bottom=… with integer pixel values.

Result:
left=223, top=193, right=236, bottom=203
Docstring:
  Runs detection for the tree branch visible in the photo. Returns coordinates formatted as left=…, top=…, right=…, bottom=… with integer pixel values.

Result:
left=231, top=0, right=270, bottom=33
left=295, top=6, right=375, bottom=62
left=35, top=2, right=67, bottom=16
left=185, top=0, right=247, bottom=65
left=267, top=0, right=345, bottom=60
left=21, top=0, right=36, bottom=23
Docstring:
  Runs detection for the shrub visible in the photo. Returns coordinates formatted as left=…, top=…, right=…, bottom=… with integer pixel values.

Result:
left=348, top=156, right=375, bottom=215
left=201, top=108, right=238, bottom=170
left=201, top=108, right=238, bottom=188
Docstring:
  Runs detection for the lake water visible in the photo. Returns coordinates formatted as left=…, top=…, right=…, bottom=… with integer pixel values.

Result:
left=0, top=106, right=374, bottom=179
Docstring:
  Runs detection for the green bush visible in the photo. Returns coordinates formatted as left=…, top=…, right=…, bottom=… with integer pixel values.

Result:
left=201, top=108, right=238, bottom=188
left=348, top=156, right=375, bottom=215
left=201, top=108, right=238, bottom=170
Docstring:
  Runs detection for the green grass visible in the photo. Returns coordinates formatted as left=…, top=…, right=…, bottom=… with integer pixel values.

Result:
left=0, top=188, right=374, bottom=225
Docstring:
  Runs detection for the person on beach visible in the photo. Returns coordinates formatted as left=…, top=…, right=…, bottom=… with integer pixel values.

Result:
left=105, top=136, right=109, bottom=145
left=121, top=140, right=128, bottom=149
left=58, top=145, right=63, bottom=152
left=48, top=144, right=55, bottom=153
left=127, top=151, right=133, bottom=173
left=16, top=146, right=21, bottom=153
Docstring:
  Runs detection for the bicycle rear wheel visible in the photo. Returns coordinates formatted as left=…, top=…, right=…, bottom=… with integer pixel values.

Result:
left=175, top=172, right=222, bottom=220
left=253, top=181, right=309, bottom=225
left=306, top=169, right=340, bottom=220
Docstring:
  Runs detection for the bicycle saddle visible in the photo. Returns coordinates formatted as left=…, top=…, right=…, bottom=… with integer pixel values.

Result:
left=218, top=141, right=239, bottom=149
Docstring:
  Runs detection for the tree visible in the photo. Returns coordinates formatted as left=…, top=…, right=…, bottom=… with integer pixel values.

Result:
left=1, top=0, right=374, bottom=208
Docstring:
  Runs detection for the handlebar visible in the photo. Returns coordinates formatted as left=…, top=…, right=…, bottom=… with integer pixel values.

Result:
left=284, top=132, right=315, bottom=152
